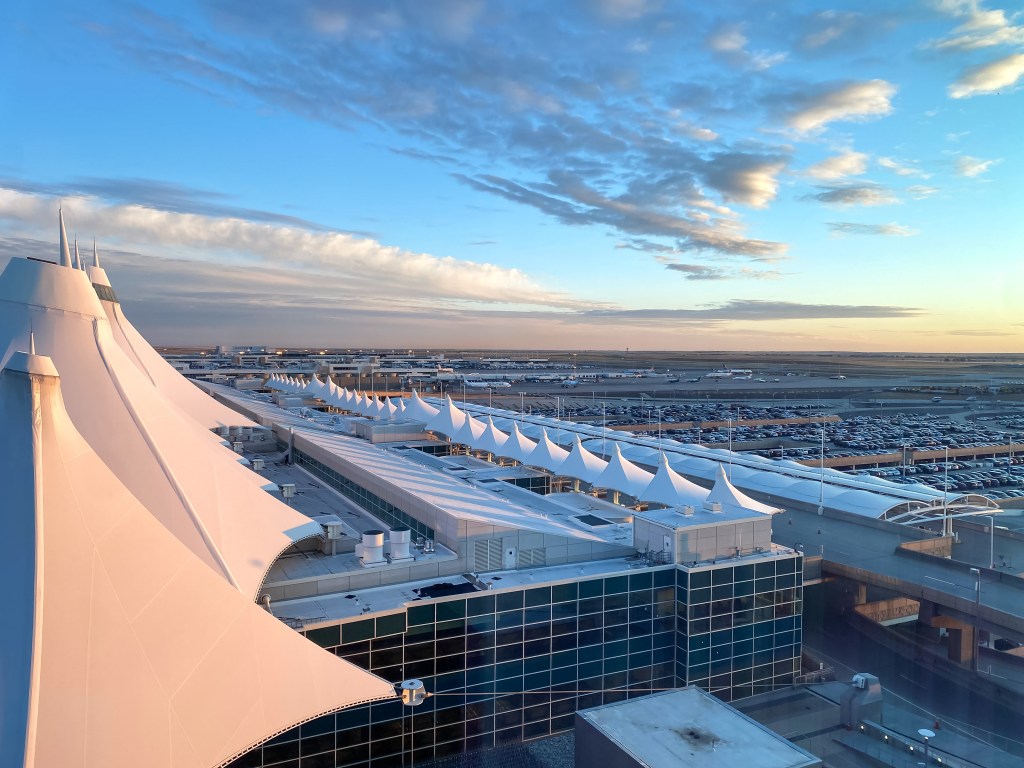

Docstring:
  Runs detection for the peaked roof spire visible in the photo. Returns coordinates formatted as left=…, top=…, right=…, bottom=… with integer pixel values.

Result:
left=92, top=237, right=100, bottom=268
left=58, top=208, right=73, bottom=267
left=73, top=237, right=82, bottom=270
left=29, top=331, right=35, bottom=355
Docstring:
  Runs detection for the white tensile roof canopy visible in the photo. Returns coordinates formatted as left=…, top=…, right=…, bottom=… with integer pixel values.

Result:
left=558, top=436, right=608, bottom=484
left=0, top=252, right=323, bottom=601
left=706, top=464, right=782, bottom=515
left=87, top=257, right=257, bottom=430
left=0, top=346, right=395, bottom=768
left=640, top=453, right=710, bottom=508
left=425, top=395, right=468, bottom=436
left=495, top=422, right=538, bottom=463
left=593, top=443, right=654, bottom=498
left=523, top=428, right=570, bottom=473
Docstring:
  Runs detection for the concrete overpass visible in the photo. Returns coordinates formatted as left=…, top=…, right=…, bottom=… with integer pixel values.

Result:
left=776, top=504, right=1024, bottom=669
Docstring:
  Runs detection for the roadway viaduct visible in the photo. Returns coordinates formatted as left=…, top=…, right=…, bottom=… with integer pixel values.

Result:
left=774, top=502, right=1024, bottom=670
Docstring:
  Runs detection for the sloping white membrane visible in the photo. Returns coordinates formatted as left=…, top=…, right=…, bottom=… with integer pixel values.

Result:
left=0, top=350, right=396, bottom=768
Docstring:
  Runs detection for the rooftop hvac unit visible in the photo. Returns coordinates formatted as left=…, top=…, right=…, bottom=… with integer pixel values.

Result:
left=356, top=530, right=387, bottom=567
left=423, top=539, right=435, bottom=554
left=231, top=441, right=244, bottom=453
left=280, top=483, right=296, bottom=499
left=389, top=526, right=413, bottom=562
left=852, top=674, right=868, bottom=689
left=251, top=457, right=265, bottom=471
left=704, top=501, right=722, bottom=513
left=679, top=505, right=695, bottom=517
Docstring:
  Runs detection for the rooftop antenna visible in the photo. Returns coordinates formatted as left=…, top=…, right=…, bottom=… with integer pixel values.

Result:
left=29, top=330, right=36, bottom=355
left=74, top=236, right=82, bottom=270
left=58, top=207, right=73, bottom=267
left=92, top=237, right=101, bottom=268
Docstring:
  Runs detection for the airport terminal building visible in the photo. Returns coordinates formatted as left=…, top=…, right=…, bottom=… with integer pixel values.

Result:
left=215, top=384, right=803, bottom=768
left=3, top=220, right=800, bottom=768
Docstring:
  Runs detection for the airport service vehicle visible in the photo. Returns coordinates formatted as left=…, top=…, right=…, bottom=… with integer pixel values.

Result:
left=830, top=375, right=847, bottom=380
left=561, top=379, right=580, bottom=388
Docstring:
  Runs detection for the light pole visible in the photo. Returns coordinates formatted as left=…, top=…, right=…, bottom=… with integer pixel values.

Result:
left=818, top=422, right=825, bottom=515
left=942, top=446, right=950, bottom=537
left=981, top=514, right=996, bottom=569
left=970, top=567, right=981, bottom=673
left=918, top=728, right=934, bottom=765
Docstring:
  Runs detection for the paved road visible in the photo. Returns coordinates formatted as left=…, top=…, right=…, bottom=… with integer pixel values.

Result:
left=772, top=505, right=1024, bottom=641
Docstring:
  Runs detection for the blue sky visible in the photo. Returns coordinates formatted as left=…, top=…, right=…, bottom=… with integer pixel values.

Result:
left=1, top=0, right=1022, bottom=350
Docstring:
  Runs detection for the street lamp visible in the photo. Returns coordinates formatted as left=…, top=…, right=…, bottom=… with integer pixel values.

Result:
left=980, top=515, right=996, bottom=570
left=918, top=728, right=934, bottom=765
left=970, top=567, right=981, bottom=673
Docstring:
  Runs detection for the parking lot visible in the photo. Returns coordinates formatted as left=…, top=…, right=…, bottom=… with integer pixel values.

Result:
left=505, top=397, right=1024, bottom=503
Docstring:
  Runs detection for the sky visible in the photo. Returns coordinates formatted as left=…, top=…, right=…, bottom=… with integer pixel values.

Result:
left=1, top=0, right=1022, bottom=351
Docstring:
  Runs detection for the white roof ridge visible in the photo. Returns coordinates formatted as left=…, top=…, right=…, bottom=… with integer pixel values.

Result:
left=0, top=357, right=396, bottom=767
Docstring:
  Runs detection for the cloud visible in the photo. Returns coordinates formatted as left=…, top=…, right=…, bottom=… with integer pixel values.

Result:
left=828, top=222, right=918, bottom=236
left=877, top=157, right=929, bottom=178
left=931, top=1, right=1024, bottom=51
left=702, top=153, right=787, bottom=208
left=582, top=299, right=922, bottom=322
left=707, top=23, right=786, bottom=71
left=949, top=53, right=1024, bottom=97
left=804, top=150, right=868, bottom=180
left=0, top=185, right=578, bottom=308
left=456, top=172, right=788, bottom=259
left=0, top=176, right=340, bottom=232
left=955, top=155, right=1000, bottom=176
left=907, top=184, right=941, bottom=199
left=947, top=329, right=1015, bottom=337
left=797, top=10, right=885, bottom=51
left=784, top=80, right=897, bottom=132
left=101, top=3, right=795, bottom=265
left=664, top=263, right=782, bottom=281
left=805, top=183, right=900, bottom=206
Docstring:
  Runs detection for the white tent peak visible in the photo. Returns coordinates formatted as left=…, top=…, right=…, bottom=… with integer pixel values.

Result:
left=424, top=395, right=467, bottom=437
left=74, top=237, right=82, bottom=270
left=403, top=390, right=440, bottom=422
left=639, top=453, right=709, bottom=508
left=496, top=421, right=538, bottom=463
left=524, top=428, right=570, bottom=473
left=558, top=436, right=608, bottom=484
left=92, top=238, right=100, bottom=268
left=593, top=442, right=653, bottom=498
left=58, top=208, right=72, bottom=268
left=706, top=464, right=782, bottom=515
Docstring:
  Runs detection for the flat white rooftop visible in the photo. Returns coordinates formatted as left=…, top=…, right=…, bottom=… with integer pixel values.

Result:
left=579, top=687, right=820, bottom=768
left=275, top=558, right=649, bottom=624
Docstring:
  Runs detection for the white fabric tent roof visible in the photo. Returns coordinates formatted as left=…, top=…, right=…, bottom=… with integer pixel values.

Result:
left=523, top=428, right=570, bottom=473
left=88, top=264, right=257, bottom=430
left=451, top=411, right=487, bottom=445
left=558, top=436, right=608, bottom=484
left=495, top=422, right=538, bottom=463
left=0, top=257, right=323, bottom=601
left=474, top=417, right=509, bottom=455
left=380, top=396, right=399, bottom=419
left=639, top=453, right=710, bottom=508
left=706, top=465, right=782, bottom=515
left=425, top=395, right=467, bottom=436
left=0, top=349, right=395, bottom=768
left=403, top=390, right=440, bottom=422
left=593, top=443, right=654, bottom=498
left=306, top=374, right=328, bottom=399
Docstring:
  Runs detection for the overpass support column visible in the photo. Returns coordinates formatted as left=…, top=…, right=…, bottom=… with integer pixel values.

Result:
left=854, top=583, right=868, bottom=606
left=946, top=626, right=978, bottom=666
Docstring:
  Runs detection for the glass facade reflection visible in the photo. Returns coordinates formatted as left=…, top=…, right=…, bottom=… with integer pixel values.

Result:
left=229, top=558, right=802, bottom=768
